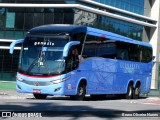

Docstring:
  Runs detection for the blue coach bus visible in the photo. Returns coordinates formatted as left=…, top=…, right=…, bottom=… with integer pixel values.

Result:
left=10, top=25, right=152, bottom=100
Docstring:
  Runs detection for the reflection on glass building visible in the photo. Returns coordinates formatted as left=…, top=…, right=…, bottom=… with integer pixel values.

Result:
left=0, top=0, right=159, bottom=91
left=0, top=0, right=147, bottom=41
left=0, top=0, right=152, bottom=41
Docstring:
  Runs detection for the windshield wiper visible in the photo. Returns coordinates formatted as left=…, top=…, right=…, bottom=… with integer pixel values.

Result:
left=26, top=57, right=39, bottom=74
left=26, top=52, right=51, bottom=75
left=27, top=38, right=51, bottom=75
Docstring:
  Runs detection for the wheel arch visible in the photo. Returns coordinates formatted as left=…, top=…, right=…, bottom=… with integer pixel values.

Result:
left=125, top=80, right=134, bottom=93
left=135, top=81, right=141, bottom=88
left=75, top=78, right=87, bottom=94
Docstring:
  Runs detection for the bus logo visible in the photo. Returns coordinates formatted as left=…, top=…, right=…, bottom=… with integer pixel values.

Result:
left=34, top=42, right=54, bottom=46
left=34, top=82, right=40, bottom=86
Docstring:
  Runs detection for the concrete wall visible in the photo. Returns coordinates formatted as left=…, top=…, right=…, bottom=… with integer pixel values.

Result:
left=144, top=0, right=159, bottom=89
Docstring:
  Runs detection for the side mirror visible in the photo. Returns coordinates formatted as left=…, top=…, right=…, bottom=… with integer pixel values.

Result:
left=63, top=41, right=80, bottom=57
left=10, top=39, right=24, bottom=54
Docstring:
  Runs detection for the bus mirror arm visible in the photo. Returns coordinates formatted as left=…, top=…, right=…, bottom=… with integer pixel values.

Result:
left=63, top=41, right=80, bottom=57
left=9, top=39, right=24, bottom=54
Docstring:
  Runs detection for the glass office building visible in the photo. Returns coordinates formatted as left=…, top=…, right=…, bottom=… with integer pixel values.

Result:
left=0, top=0, right=159, bottom=90
left=0, top=0, right=145, bottom=41
left=93, top=0, right=144, bottom=15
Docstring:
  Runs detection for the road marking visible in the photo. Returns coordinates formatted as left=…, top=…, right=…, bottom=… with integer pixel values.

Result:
left=143, top=100, right=160, bottom=105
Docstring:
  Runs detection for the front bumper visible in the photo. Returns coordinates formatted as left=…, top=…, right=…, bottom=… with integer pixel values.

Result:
left=16, top=80, right=65, bottom=95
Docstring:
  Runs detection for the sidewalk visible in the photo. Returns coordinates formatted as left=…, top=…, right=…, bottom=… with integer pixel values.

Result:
left=0, top=90, right=33, bottom=99
left=0, top=81, right=33, bottom=99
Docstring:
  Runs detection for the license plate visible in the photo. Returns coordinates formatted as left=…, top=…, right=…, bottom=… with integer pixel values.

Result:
left=33, top=89, right=41, bottom=94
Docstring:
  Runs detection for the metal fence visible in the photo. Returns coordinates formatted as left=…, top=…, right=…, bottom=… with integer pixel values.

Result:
left=0, top=49, right=20, bottom=81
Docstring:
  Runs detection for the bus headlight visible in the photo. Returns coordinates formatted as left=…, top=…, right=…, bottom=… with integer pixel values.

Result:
left=50, top=76, right=71, bottom=84
left=16, top=76, right=24, bottom=82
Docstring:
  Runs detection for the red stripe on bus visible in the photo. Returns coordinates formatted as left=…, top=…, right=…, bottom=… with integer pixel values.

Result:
left=18, top=72, right=60, bottom=78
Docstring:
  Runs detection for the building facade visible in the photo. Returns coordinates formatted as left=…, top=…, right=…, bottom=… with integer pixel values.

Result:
left=0, top=0, right=159, bottom=90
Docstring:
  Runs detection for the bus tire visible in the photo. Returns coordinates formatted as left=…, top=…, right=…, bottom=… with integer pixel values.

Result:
left=126, top=84, right=133, bottom=99
left=133, top=85, right=140, bottom=99
left=33, top=94, right=47, bottom=99
left=70, top=82, right=86, bottom=101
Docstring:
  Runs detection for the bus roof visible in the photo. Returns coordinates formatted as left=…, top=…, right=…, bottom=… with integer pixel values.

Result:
left=28, top=24, right=152, bottom=47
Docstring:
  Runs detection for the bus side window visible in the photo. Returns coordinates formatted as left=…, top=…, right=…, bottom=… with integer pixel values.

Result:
left=65, top=46, right=79, bottom=72
left=72, top=32, right=86, bottom=44
left=72, top=32, right=86, bottom=60
left=97, top=41, right=116, bottom=59
left=82, top=35, right=97, bottom=58
left=117, top=49, right=129, bottom=60
left=128, top=44, right=140, bottom=62
left=82, top=43, right=96, bottom=58
left=141, top=46, right=152, bottom=63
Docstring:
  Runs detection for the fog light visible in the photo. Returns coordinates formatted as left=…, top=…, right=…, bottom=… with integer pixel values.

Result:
left=17, top=85, right=21, bottom=90
left=54, top=87, right=61, bottom=92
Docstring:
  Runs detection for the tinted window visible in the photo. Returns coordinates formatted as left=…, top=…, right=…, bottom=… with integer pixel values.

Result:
left=72, top=32, right=86, bottom=55
left=141, top=46, right=152, bottom=63
left=97, top=41, right=116, bottom=59
left=128, top=44, right=140, bottom=62
left=83, top=35, right=116, bottom=59
left=82, top=35, right=98, bottom=58
left=116, top=42, right=129, bottom=60
left=116, top=41, right=152, bottom=63
left=81, top=35, right=152, bottom=62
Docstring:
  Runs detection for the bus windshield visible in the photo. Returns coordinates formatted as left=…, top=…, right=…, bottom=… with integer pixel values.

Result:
left=19, top=35, right=69, bottom=76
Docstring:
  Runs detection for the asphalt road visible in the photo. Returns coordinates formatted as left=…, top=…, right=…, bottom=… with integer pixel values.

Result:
left=0, top=91, right=160, bottom=120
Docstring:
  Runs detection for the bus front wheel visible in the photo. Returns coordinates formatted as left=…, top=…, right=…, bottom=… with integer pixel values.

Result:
left=70, top=82, right=86, bottom=101
left=126, top=84, right=133, bottom=99
left=33, top=94, right=47, bottom=99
